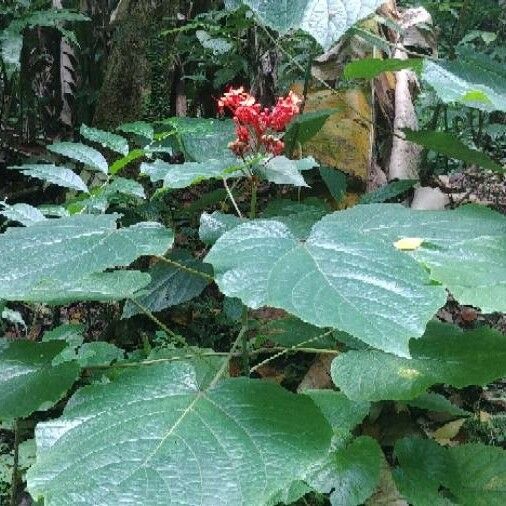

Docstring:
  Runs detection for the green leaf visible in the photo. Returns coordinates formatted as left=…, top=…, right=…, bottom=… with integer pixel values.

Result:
left=359, top=179, right=417, bottom=204
left=167, top=117, right=235, bottom=162
left=284, top=109, right=338, bottom=156
left=27, top=361, right=333, bottom=505
left=0, top=339, right=80, bottom=420
left=8, top=164, right=89, bottom=193
left=75, top=342, right=124, bottom=367
left=141, top=158, right=239, bottom=189
left=122, top=251, right=212, bottom=318
left=0, top=202, right=46, bottom=226
left=308, top=436, right=382, bottom=506
left=331, top=322, right=506, bottom=401
left=394, top=437, right=506, bottom=506
left=109, top=149, right=145, bottom=175
left=344, top=58, right=423, bottom=80
left=42, top=324, right=85, bottom=347
left=259, top=156, right=310, bottom=187
left=404, top=393, right=469, bottom=417
left=320, top=167, right=347, bottom=204
left=422, top=49, right=506, bottom=112
left=0, top=214, right=173, bottom=302
left=262, top=198, right=329, bottom=239
left=104, top=177, right=146, bottom=199
left=23, top=271, right=152, bottom=304
left=206, top=216, right=446, bottom=357
left=199, top=212, right=244, bottom=245
left=414, top=236, right=506, bottom=313
left=196, top=30, right=233, bottom=54
left=404, top=130, right=504, bottom=173
left=80, top=124, right=129, bottom=156
left=305, top=390, right=370, bottom=434
left=117, top=121, right=154, bottom=141
left=47, top=142, right=109, bottom=174
left=0, top=29, right=23, bottom=78
left=226, top=0, right=386, bottom=49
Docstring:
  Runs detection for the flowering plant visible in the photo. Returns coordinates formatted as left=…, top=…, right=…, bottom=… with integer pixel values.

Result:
left=218, top=87, right=301, bottom=157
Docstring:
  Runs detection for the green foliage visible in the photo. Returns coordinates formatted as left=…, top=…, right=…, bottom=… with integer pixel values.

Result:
left=225, top=0, right=386, bottom=49
left=0, top=214, right=173, bottom=302
left=1, top=3, right=506, bottom=503
left=422, top=49, right=506, bottom=113
left=394, top=437, right=506, bottom=505
left=331, top=322, right=506, bottom=400
left=404, top=130, right=504, bottom=173
left=0, top=340, right=80, bottom=420
left=27, top=361, right=333, bottom=505
left=344, top=58, right=423, bottom=79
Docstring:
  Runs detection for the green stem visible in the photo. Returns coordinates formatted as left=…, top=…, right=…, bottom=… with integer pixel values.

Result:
left=127, top=298, right=187, bottom=346
left=155, top=256, right=214, bottom=282
left=9, top=419, right=19, bottom=506
left=250, top=330, right=336, bottom=373
left=85, top=345, right=338, bottom=371
left=240, top=308, right=250, bottom=375
left=250, top=178, right=258, bottom=219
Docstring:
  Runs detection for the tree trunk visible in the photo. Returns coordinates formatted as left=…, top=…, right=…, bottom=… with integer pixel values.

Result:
left=93, top=0, right=181, bottom=128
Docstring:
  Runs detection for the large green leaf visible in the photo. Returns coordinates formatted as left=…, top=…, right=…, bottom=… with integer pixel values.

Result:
left=80, top=124, right=129, bottom=156
left=414, top=236, right=506, bottom=313
left=22, top=271, right=152, bottom=304
left=199, top=211, right=244, bottom=245
left=225, top=0, right=386, bottom=49
left=206, top=216, right=446, bottom=357
left=262, top=198, right=329, bottom=239
left=206, top=204, right=505, bottom=355
left=344, top=58, right=423, bottom=80
left=8, top=164, right=89, bottom=192
left=422, top=49, right=506, bottom=112
left=0, top=203, right=46, bottom=226
left=140, top=158, right=239, bottom=189
left=122, top=251, right=212, bottom=318
left=308, top=436, right=382, bottom=506
left=331, top=322, right=506, bottom=401
left=0, top=340, right=80, bottom=420
left=27, top=361, right=333, bottom=505
left=394, top=437, right=506, bottom=506
left=47, top=142, right=108, bottom=174
left=404, top=130, right=504, bottom=173
left=0, top=214, right=173, bottom=302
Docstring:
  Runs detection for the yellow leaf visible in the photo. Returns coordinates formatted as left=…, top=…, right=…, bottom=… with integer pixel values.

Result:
left=433, top=418, right=466, bottom=445
left=291, top=85, right=373, bottom=180
left=394, top=237, right=424, bottom=251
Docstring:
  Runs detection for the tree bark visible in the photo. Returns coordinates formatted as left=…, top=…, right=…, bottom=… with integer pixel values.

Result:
left=93, top=0, right=181, bottom=128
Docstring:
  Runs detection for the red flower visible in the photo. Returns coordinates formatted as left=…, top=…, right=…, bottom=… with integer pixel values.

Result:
left=218, top=88, right=300, bottom=157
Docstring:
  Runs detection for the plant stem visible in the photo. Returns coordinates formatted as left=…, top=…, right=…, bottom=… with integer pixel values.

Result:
left=155, top=256, right=214, bottom=282
left=223, top=177, right=243, bottom=218
left=10, top=419, right=19, bottom=506
left=209, top=312, right=250, bottom=388
left=250, top=330, right=336, bottom=373
left=250, top=178, right=258, bottom=218
left=127, top=298, right=187, bottom=346
left=240, top=308, right=250, bottom=375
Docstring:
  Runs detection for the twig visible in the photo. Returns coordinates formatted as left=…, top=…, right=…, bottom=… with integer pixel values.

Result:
left=250, top=329, right=336, bottom=373
left=223, top=177, right=243, bottom=217
left=9, top=419, right=19, bottom=506
left=126, top=298, right=187, bottom=346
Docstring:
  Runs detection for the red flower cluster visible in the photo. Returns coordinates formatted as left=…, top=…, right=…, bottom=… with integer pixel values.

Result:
left=218, top=87, right=301, bottom=157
